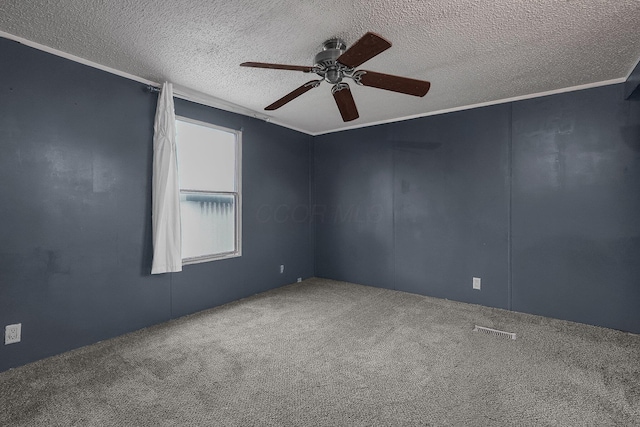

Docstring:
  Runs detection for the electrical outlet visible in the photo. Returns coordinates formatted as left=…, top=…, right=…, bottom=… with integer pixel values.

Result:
left=473, top=277, right=481, bottom=290
left=5, top=323, right=21, bottom=345
left=280, top=264, right=285, bottom=274
left=297, top=277, right=302, bottom=283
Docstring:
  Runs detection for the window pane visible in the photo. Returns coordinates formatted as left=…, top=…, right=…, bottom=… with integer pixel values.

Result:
left=176, top=120, right=236, bottom=192
left=180, top=192, right=235, bottom=259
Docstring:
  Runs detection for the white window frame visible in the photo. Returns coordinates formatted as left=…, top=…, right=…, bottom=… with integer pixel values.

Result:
left=176, top=116, right=242, bottom=265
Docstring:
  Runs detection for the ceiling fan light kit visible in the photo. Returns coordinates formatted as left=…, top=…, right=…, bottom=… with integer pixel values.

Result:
left=240, top=32, right=431, bottom=122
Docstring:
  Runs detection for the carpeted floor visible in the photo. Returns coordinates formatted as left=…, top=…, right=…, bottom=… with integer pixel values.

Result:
left=1, top=278, right=639, bottom=426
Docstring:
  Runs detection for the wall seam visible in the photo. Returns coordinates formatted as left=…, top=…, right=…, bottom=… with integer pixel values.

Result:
left=309, top=136, right=316, bottom=277
left=392, top=139, right=397, bottom=290
left=507, top=103, right=513, bottom=311
left=169, top=273, right=174, bottom=319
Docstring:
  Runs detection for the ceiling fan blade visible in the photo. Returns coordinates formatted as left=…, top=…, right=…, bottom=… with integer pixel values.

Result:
left=332, top=83, right=359, bottom=122
left=265, top=80, right=322, bottom=110
left=355, top=70, right=431, bottom=97
left=336, top=32, right=392, bottom=69
left=240, top=62, right=314, bottom=72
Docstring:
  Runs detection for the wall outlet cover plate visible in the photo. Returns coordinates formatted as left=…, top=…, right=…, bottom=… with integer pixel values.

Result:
left=5, top=323, right=21, bottom=345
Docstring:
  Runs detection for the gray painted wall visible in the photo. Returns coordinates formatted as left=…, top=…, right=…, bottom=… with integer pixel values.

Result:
left=625, top=59, right=640, bottom=100
left=388, top=105, right=511, bottom=309
left=315, top=84, right=640, bottom=334
left=1, top=34, right=638, bottom=372
left=313, top=127, right=395, bottom=288
left=511, top=85, right=640, bottom=332
left=0, top=38, right=313, bottom=372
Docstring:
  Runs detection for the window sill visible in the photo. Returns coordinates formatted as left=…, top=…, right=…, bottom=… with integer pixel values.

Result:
left=182, top=251, right=242, bottom=266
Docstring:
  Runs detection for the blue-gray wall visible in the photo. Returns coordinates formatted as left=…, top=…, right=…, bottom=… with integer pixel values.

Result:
left=315, top=84, right=640, bottom=334
left=2, top=34, right=639, bottom=372
left=511, top=86, right=640, bottom=333
left=626, top=59, right=640, bottom=100
left=0, top=38, right=313, bottom=372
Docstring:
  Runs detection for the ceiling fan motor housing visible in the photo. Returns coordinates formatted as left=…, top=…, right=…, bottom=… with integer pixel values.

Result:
left=315, top=38, right=347, bottom=84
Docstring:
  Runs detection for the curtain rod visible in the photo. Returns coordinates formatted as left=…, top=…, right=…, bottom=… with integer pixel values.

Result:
left=144, top=84, right=272, bottom=123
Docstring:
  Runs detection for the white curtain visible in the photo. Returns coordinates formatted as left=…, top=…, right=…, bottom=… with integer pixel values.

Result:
left=151, top=82, right=182, bottom=274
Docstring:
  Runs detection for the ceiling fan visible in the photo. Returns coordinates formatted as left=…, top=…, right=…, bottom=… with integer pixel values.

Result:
left=240, top=32, right=431, bottom=122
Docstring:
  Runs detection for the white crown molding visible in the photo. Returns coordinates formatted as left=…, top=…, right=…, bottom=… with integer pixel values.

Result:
left=0, top=30, right=288, bottom=130
left=312, top=77, right=626, bottom=136
left=1, top=30, right=631, bottom=137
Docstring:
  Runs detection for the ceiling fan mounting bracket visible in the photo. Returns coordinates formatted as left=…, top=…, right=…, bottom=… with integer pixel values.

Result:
left=322, top=38, right=347, bottom=52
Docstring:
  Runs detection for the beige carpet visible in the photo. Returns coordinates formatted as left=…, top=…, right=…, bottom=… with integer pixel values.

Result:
left=1, top=278, right=639, bottom=426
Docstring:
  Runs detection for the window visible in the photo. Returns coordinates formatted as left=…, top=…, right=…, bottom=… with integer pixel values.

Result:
left=175, top=117, right=241, bottom=264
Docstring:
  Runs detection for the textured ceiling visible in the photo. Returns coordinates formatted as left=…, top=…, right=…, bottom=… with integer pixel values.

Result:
left=1, top=0, right=639, bottom=135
